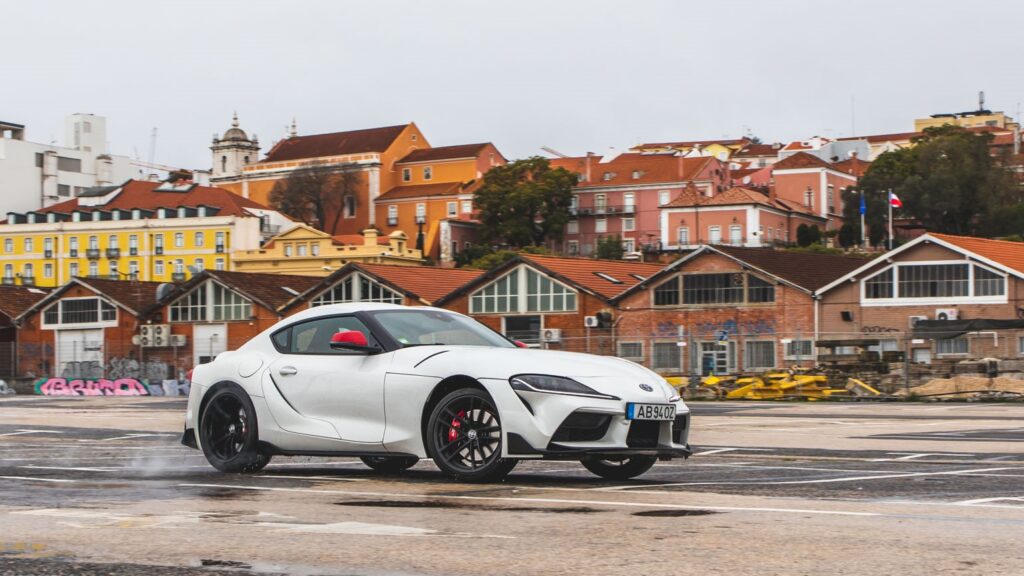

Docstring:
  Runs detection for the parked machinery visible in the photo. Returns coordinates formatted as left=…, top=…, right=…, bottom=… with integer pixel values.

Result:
left=668, top=368, right=884, bottom=400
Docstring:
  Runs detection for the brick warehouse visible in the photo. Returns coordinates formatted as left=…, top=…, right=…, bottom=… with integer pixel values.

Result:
left=612, top=246, right=864, bottom=375
left=437, top=254, right=665, bottom=355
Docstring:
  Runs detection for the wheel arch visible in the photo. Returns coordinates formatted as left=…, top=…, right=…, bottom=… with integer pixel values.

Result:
left=419, top=374, right=489, bottom=457
left=196, top=380, right=252, bottom=451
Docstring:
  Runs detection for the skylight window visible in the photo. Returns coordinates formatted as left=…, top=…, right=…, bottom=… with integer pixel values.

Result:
left=630, top=274, right=647, bottom=281
left=281, top=286, right=300, bottom=296
left=594, top=272, right=623, bottom=284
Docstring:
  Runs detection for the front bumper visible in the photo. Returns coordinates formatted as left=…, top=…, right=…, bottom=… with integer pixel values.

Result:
left=507, top=431, right=691, bottom=460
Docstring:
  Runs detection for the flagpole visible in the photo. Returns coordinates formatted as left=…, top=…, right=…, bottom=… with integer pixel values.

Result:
left=887, top=188, right=893, bottom=251
left=860, top=196, right=866, bottom=249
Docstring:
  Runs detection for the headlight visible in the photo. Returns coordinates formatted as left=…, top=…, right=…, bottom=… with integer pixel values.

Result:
left=510, top=374, right=619, bottom=400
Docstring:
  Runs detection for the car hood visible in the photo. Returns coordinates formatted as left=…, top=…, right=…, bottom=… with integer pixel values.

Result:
left=390, top=345, right=677, bottom=400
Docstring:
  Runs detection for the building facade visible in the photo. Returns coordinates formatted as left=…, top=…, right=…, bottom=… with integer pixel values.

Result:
left=232, top=225, right=423, bottom=275
left=0, top=180, right=292, bottom=287
left=0, top=114, right=138, bottom=215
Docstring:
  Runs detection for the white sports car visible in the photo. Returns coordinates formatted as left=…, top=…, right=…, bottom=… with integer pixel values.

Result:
left=182, top=303, right=691, bottom=482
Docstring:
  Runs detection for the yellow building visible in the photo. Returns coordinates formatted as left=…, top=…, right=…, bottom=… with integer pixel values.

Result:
left=231, top=224, right=423, bottom=276
left=0, top=179, right=293, bottom=287
left=915, top=110, right=1019, bottom=132
left=630, top=138, right=750, bottom=161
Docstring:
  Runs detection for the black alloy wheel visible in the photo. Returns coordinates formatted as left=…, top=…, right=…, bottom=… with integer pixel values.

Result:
left=427, top=388, right=517, bottom=482
left=580, top=455, right=658, bottom=480
left=199, top=384, right=271, bottom=473
left=360, top=456, right=419, bottom=473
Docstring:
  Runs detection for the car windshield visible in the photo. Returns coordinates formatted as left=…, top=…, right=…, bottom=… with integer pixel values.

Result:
left=368, top=309, right=515, bottom=348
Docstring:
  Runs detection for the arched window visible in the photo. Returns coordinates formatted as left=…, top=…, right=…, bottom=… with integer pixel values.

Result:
left=221, top=156, right=227, bottom=172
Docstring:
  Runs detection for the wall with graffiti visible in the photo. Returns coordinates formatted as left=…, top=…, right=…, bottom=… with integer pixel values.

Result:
left=34, top=377, right=190, bottom=397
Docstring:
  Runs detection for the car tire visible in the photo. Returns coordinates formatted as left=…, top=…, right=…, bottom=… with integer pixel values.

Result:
left=426, top=388, right=517, bottom=482
left=580, top=455, right=657, bottom=480
left=360, top=456, right=419, bottom=473
left=199, top=384, right=271, bottom=474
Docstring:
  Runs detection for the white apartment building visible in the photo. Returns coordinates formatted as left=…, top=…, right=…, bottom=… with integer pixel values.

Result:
left=0, top=114, right=138, bottom=214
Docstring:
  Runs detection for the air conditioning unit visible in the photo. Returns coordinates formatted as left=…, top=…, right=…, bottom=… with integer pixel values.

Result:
left=935, top=308, right=959, bottom=321
left=170, top=334, right=187, bottom=347
left=140, top=324, right=171, bottom=347
left=583, top=316, right=599, bottom=328
left=908, top=315, right=928, bottom=328
left=542, top=328, right=562, bottom=342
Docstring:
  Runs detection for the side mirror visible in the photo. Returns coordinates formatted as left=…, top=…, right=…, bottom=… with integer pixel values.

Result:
left=330, top=331, right=381, bottom=354
left=513, top=340, right=529, bottom=348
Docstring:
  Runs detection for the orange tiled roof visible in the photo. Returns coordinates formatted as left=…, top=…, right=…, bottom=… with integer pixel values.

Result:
left=194, top=270, right=323, bottom=311
left=832, top=156, right=872, bottom=177
left=397, top=143, right=492, bottom=164
left=634, top=138, right=749, bottom=149
left=549, top=154, right=714, bottom=188
left=356, top=263, right=483, bottom=304
left=772, top=152, right=833, bottom=171
left=733, top=143, right=780, bottom=157
left=27, top=180, right=273, bottom=218
left=664, top=186, right=821, bottom=217
left=262, top=125, right=409, bottom=162
left=376, top=182, right=464, bottom=202
left=929, top=233, right=1024, bottom=275
left=520, top=254, right=665, bottom=300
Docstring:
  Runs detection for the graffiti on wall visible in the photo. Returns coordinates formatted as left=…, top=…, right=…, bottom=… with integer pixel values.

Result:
left=862, top=325, right=900, bottom=334
left=34, top=377, right=190, bottom=397
left=60, top=361, right=104, bottom=380
left=107, top=357, right=170, bottom=381
left=655, top=319, right=778, bottom=338
left=35, top=378, right=150, bottom=396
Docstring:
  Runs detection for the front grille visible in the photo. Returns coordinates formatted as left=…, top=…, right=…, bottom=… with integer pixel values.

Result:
left=626, top=420, right=660, bottom=448
left=551, top=411, right=612, bottom=443
left=672, top=413, right=689, bottom=445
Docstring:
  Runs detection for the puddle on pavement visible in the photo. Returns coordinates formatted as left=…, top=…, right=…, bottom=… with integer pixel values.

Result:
left=335, top=499, right=603, bottom=514
left=200, top=559, right=253, bottom=570
left=632, top=509, right=718, bottom=517
left=195, top=487, right=258, bottom=500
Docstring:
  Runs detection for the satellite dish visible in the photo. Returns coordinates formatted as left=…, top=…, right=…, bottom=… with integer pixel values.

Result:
left=155, top=283, right=175, bottom=301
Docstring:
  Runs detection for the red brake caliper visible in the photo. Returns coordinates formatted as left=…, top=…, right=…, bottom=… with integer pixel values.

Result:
left=448, top=409, right=465, bottom=442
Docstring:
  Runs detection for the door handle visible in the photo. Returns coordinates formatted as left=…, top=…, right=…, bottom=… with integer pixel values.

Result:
left=278, top=366, right=298, bottom=376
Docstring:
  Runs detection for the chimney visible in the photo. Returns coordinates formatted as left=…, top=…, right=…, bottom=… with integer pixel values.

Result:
left=388, top=230, right=407, bottom=254
left=193, top=169, right=211, bottom=186
left=584, top=151, right=595, bottom=182
left=362, top=228, right=379, bottom=247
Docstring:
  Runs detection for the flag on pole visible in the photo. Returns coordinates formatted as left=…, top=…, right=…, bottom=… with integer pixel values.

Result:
left=889, top=191, right=903, bottom=208
left=859, top=194, right=866, bottom=215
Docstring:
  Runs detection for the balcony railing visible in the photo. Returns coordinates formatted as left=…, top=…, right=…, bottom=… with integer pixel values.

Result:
left=21, top=276, right=36, bottom=286
left=171, top=272, right=186, bottom=282
left=1, top=277, right=13, bottom=285
left=44, top=250, right=53, bottom=258
left=129, top=247, right=138, bottom=256
left=155, top=246, right=164, bottom=255
left=69, top=249, right=78, bottom=258
left=215, top=244, right=225, bottom=254
left=573, top=205, right=633, bottom=216
left=105, top=248, right=120, bottom=259
left=107, top=273, right=121, bottom=280
left=85, top=249, right=101, bottom=259
left=387, top=218, right=398, bottom=226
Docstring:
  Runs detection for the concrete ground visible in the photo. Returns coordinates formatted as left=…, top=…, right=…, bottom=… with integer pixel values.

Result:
left=1, top=397, right=1022, bottom=576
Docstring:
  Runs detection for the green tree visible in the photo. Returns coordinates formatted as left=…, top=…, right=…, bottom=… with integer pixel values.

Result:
left=473, top=157, right=576, bottom=248
left=846, top=126, right=1022, bottom=240
left=796, top=224, right=821, bottom=247
left=465, top=245, right=551, bottom=270
left=595, top=235, right=625, bottom=260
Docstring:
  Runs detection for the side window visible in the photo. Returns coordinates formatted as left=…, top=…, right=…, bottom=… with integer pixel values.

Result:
left=284, top=316, right=379, bottom=355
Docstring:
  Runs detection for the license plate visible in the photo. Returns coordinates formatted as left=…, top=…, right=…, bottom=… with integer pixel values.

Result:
left=626, top=403, right=676, bottom=421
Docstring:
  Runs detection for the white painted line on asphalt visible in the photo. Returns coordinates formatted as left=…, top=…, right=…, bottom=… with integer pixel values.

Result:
left=952, top=496, right=1024, bottom=506
left=869, top=452, right=977, bottom=462
left=0, top=475, right=76, bottom=483
left=19, top=465, right=120, bottom=472
left=178, top=482, right=881, bottom=517
left=0, top=430, right=65, bottom=437
left=597, top=466, right=1020, bottom=489
left=694, top=447, right=775, bottom=456
left=257, top=475, right=367, bottom=482
left=96, top=433, right=179, bottom=442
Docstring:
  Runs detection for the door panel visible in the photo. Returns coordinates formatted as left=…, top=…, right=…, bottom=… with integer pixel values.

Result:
left=267, top=315, right=390, bottom=443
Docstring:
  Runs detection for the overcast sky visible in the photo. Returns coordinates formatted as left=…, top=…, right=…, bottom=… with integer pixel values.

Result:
left=4, top=0, right=1023, bottom=169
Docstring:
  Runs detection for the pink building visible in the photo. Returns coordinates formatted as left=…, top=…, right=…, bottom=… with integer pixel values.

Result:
left=771, top=152, right=861, bottom=231
left=659, top=186, right=825, bottom=249
left=549, top=153, right=729, bottom=256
